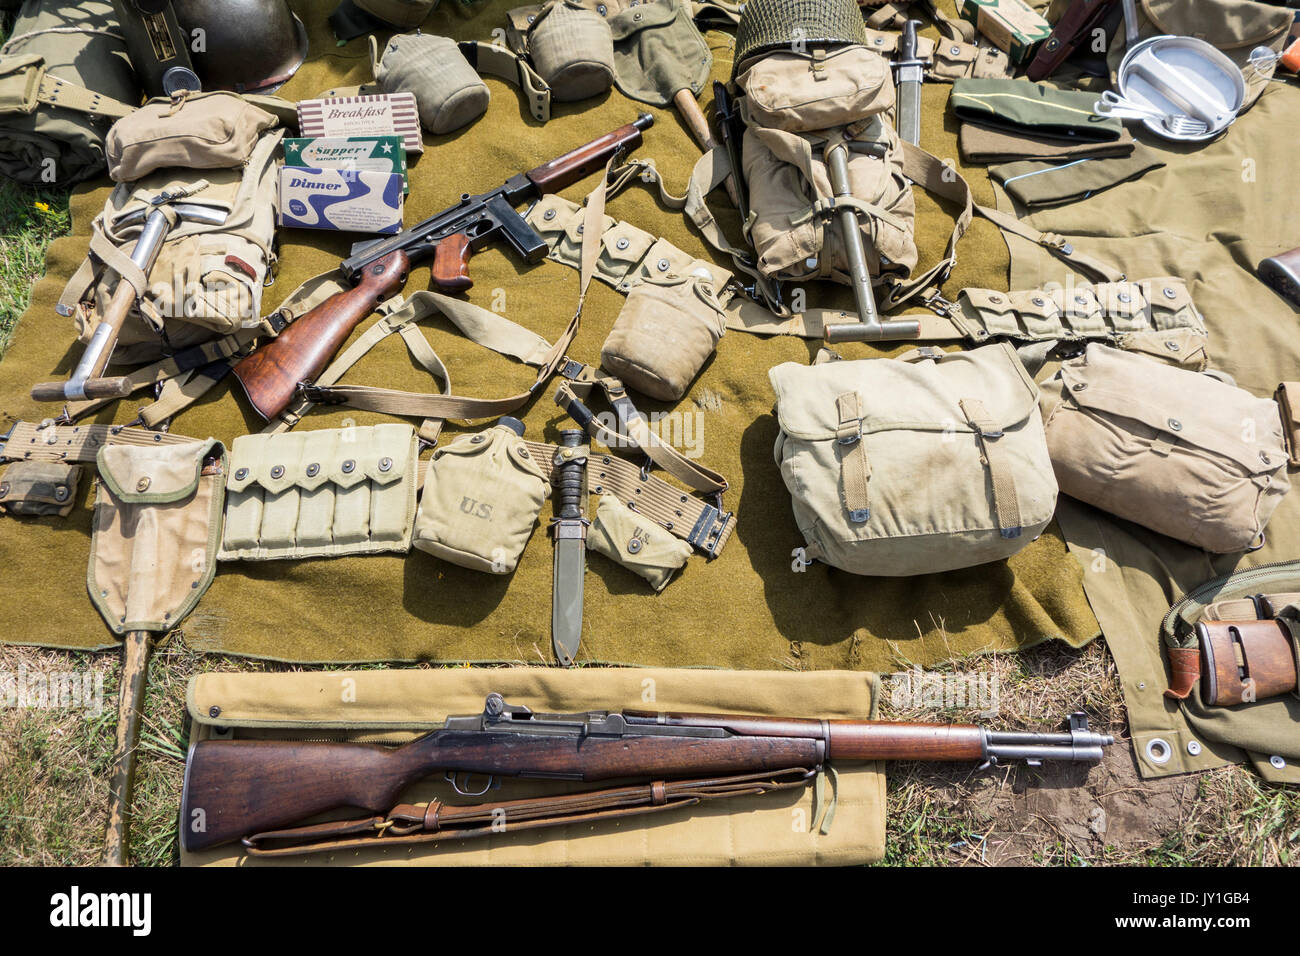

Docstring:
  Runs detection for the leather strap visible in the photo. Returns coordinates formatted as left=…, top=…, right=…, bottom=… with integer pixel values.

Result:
left=1163, top=646, right=1202, bottom=700
left=241, top=767, right=815, bottom=857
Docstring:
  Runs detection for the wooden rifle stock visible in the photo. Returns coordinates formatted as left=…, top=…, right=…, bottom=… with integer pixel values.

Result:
left=232, top=251, right=410, bottom=420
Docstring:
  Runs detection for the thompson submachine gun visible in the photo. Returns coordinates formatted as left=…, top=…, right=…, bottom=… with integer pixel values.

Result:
left=181, top=694, right=1113, bottom=854
left=233, top=114, right=655, bottom=421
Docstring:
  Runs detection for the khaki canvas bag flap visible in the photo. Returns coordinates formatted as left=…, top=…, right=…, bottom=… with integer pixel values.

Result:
left=737, top=45, right=894, bottom=133
left=97, top=439, right=215, bottom=505
left=609, top=0, right=712, bottom=106
left=179, top=667, right=885, bottom=867
left=1057, top=347, right=1287, bottom=478
left=0, top=53, right=43, bottom=115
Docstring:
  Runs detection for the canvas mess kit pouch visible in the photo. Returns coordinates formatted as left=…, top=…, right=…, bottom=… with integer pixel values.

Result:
left=178, top=667, right=886, bottom=866
left=219, top=423, right=419, bottom=561
left=1042, top=344, right=1291, bottom=553
left=283, top=135, right=409, bottom=192
left=769, top=342, right=1058, bottom=576
left=411, top=419, right=549, bottom=575
left=278, top=166, right=405, bottom=235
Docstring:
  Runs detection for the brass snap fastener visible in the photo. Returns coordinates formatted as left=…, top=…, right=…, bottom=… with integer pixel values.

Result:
left=379, top=457, right=393, bottom=472
left=234, top=468, right=249, bottom=481
left=135, top=477, right=151, bottom=492
left=518, top=448, right=530, bottom=459
left=543, top=208, right=556, bottom=221
left=1118, top=292, right=1131, bottom=303
left=950, top=45, right=961, bottom=55
left=988, top=294, right=1002, bottom=304
left=527, top=13, right=535, bottom=21
left=874, top=37, right=885, bottom=45
left=342, top=460, right=356, bottom=474
left=1031, top=296, right=1045, bottom=307
left=616, top=237, right=630, bottom=250
left=1163, top=287, right=1177, bottom=300
left=1165, top=340, right=1180, bottom=351
left=1071, top=383, right=1087, bottom=392
left=657, top=258, right=670, bottom=272
left=597, top=2, right=606, bottom=12
left=306, top=463, right=320, bottom=478
left=209, top=706, right=221, bottom=718
left=627, top=537, right=643, bottom=554
left=1167, top=418, right=1182, bottom=431
left=270, top=465, right=285, bottom=479
left=1260, top=451, right=1272, bottom=465
left=53, top=486, right=69, bottom=501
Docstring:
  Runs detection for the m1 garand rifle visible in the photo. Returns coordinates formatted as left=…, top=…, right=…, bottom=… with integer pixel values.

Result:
left=232, top=114, right=655, bottom=421
left=181, top=693, right=1113, bottom=854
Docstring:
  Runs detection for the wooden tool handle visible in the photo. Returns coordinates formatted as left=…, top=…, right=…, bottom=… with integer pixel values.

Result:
left=674, top=89, right=742, bottom=209
left=233, top=250, right=410, bottom=420
left=103, top=629, right=152, bottom=867
left=30, top=376, right=134, bottom=403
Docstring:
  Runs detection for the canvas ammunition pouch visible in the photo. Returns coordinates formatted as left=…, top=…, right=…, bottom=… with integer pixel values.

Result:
left=0, top=0, right=139, bottom=186
left=89, top=439, right=226, bottom=635
left=0, top=461, right=80, bottom=517
left=769, top=342, right=1057, bottom=576
left=1107, top=0, right=1293, bottom=111
left=511, top=0, right=615, bottom=102
left=59, top=122, right=284, bottom=365
left=219, top=423, right=419, bottom=562
left=371, top=33, right=490, bottom=134
left=412, top=421, right=549, bottom=574
left=601, top=272, right=727, bottom=401
left=106, top=92, right=279, bottom=183
left=588, top=493, right=692, bottom=591
left=860, top=28, right=1012, bottom=82
left=1042, top=345, right=1291, bottom=554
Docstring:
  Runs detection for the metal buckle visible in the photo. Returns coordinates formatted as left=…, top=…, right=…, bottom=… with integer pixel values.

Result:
left=688, top=503, right=732, bottom=558
left=298, top=383, right=341, bottom=405
left=923, top=291, right=955, bottom=317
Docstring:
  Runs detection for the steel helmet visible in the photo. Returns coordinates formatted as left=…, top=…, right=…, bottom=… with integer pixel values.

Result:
left=732, top=0, right=868, bottom=77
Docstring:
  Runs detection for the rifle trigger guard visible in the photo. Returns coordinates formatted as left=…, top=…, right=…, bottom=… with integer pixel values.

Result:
left=444, top=771, right=499, bottom=797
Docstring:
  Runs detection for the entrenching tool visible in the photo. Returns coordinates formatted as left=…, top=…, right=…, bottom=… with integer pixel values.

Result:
left=821, top=140, right=921, bottom=344
left=31, top=203, right=228, bottom=405
left=550, top=430, right=588, bottom=668
left=92, top=439, right=227, bottom=865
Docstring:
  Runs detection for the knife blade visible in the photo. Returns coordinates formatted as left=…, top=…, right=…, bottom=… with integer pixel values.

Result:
left=894, top=19, right=925, bottom=146
left=550, top=430, right=588, bottom=667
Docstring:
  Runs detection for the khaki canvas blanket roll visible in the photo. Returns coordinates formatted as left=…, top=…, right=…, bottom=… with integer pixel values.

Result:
left=0, top=0, right=1099, bottom=670
left=180, top=668, right=886, bottom=866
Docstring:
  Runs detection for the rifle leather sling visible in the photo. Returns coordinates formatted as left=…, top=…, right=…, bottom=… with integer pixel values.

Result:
left=240, top=767, right=815, bottom=857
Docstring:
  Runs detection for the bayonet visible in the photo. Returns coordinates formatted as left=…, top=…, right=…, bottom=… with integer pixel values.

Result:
left=549, top=429, right=588, bottom=667
left=894, top=19, right=925, bottom=146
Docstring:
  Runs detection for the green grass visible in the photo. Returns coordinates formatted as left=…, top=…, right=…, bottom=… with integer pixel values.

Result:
left=0, top=178, right=71, bottom=356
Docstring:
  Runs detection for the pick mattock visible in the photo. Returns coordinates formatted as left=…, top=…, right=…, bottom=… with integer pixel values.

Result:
left=31, top=202, right=228, bottom=405
left=88, top=437, right=227, bottom=866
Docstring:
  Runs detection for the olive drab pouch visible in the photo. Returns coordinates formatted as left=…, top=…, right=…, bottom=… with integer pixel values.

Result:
left=588, top=493, right=691, bottom=591
left=769, top=342, right=1058, bottom=577
left=0, top=461, right=80, bottom=517
left=607, top=0, right=711, bottom=107
left=1106, top=0, right=1293, bottom=111
left=58, top=117, right=284, bottom=365
left=1042, top=344, right=1291, bottom=554
left=219, top=424, right=419, bottom=562
left=412, top=421, right=549, bottom=574
left=89, top=439, right=226, bottom=635
left=516, top=0, right=615, bottom=102
left=600, top=272, right=726, bottom=402
left=371, top=33, right=490, bottom=134
left=105, top=92, right=279, bottom=183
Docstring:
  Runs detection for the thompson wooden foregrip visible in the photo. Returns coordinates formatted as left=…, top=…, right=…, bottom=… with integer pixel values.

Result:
left=233, top=250, right=410, bottom=420
left=525, top=114, right=653, bottom=196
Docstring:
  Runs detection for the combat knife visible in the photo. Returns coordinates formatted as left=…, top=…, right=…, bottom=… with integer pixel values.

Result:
left=550, top=429, right=588, bottom=667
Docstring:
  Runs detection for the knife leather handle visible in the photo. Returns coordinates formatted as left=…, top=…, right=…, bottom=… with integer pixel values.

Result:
left=555, top=429, right=585, bottom=520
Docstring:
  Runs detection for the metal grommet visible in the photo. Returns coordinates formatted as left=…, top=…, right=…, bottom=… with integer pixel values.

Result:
left=874, top=36, right=885, bottom=45
left=616, top=237, right=630, bottom=250
left=1165, top=340, right=1180, bottom=351
left=950, top=45, right=961, bottom=55
left=1145, top=738, right=1172, bottom=765
left=1117, top=292, right=1131, bottom=303
left=576, top=223, right=584, bottom=235
left=342, top=459, right=356, bottom=474
left=1071, top=383, right=1087, bottom=392
left=1163, top=287, right=1177, bottom=300
left=234, top=468, right=249, bottom=481
left=270, top=465, right=285, bottom=480
left=306, top=463, right=320, bottom=478
left=1270, top=755, right=1287, bottom=770
left=1186, top=740, right=1202, bottom=756
left=471, top=435, right=486, bottom=444
left=378, top=457, right=393, bottom=473
left=657, top=258, right=670, bottom=272
left=543, top=208, right=556, bottom=221
left=209, top=706, right=221, bottom=718
left=627, top=537, right=643, bottom=554
left=135, top=477, right=151, bottom=492
left=1167, top=418, right=1182, bottom=431
left=53, top=485, right=69, bottom=501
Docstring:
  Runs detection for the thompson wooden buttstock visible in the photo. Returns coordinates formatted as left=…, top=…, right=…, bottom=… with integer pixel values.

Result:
left=233, top=250, right=410, bottom=420
left=182, top=738, right=427, bottom=852
left=525, top=113, right=653, bottom=196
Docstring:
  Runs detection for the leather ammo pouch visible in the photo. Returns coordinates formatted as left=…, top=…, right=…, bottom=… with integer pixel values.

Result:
left=219, top=424, right=418, bottom=561
left=89, top=439, right=226, bottom=635
left=1043, top=344, right=1291, bottom=553
left=600, top=272, right=727, bottom=401
left=768, top=342, right=1058, bottom=576
left=179, top=668, right=885, bottom=866
left=588, top=493, right=692, bottom=591
left=0, top=461, right=80, bottom=517
left=1195, top=619, right=1299, bottom=707
left=412, top=421, right=549, bottom=574
left=509, top=0, right=614, bottom=102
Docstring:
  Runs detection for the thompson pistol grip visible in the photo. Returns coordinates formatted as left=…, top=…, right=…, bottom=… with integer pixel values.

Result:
left=432, top=233, right=475, bottom=291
